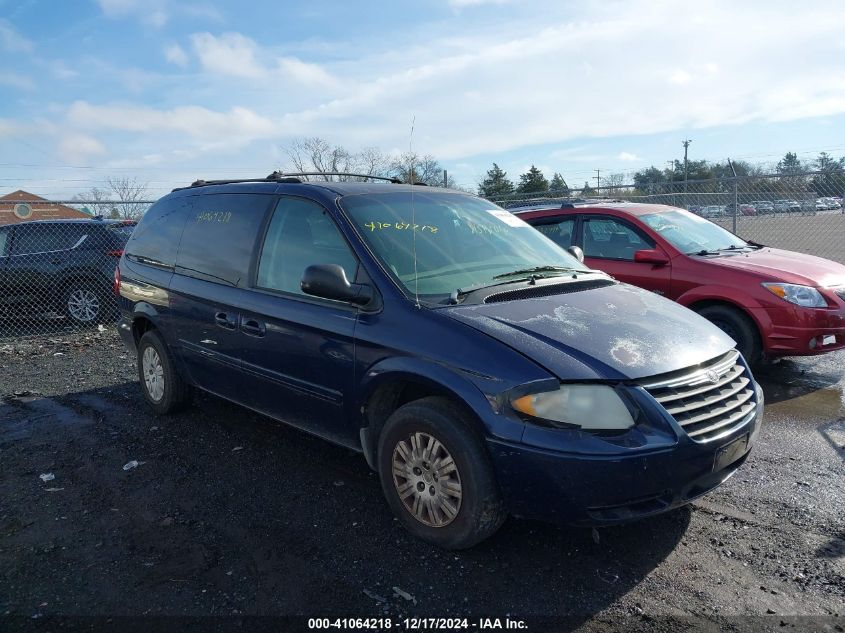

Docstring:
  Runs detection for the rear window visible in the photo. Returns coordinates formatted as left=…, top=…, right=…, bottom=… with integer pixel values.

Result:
left=106, top=223, right=136, bottom=241
left=176, top=193, right=273, bottom=286
left=125, top=198, right=190, bottom=269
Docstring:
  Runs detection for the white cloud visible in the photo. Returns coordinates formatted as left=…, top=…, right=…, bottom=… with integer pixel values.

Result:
left=190, top=32, right=263, bottom=78
left=164, top=43, right=188, bottom=67
left=277, top=57, right=338, bottom=88
left=669, top=69, right=692, bottom=85
left=57, top=133, right=107, bottom=163
left=0, top=18, right=33, bottom=53
left=449, top=0, right=511, bottom=8
left=65, top=101, right=278, bottom=147
left=98, top=0, right=168, bottom=27
left=0, top=72, right=35, bottom=90
left=617, top=152, right=639, bottom=162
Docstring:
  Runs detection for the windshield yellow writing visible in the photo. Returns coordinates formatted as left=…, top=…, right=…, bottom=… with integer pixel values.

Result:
left=364, top=221, right=438, bottom=233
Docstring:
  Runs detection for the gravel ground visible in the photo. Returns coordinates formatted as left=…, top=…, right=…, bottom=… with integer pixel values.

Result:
left=0, top=330, right=843, bottom=631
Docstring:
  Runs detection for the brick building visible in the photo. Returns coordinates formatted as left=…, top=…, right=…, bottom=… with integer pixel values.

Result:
left=0, top=190, right=89, bottom=226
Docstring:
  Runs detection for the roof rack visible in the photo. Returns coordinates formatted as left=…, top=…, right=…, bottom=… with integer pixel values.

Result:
left=172, top=171, right=405, bottom=192
left=508, top=197, right=628, bottom=212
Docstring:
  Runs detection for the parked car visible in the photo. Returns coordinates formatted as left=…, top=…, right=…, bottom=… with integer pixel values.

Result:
left=817, top=197, right=840, bottom=211
left=725, top=202, right=757, bottom=216
left=750, top=201, right=774, bottom=214
left=517, top=201, right=845, bottom=364
left=773, top=199, right=801, bottom=213
left=0, top=218, right=135, bottom=324
left=116, top=174, right=763, bottom=549
left=700, top=205, right=724, bottom=218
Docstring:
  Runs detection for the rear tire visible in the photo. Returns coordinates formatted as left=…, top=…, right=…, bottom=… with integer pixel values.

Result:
left=377, top=396, right=505, bottom=550
left=137, top=330, right=192, bottom=415
left=696, top=304, right=762, bottom=366
left=63, top=283, right=107, bottom=325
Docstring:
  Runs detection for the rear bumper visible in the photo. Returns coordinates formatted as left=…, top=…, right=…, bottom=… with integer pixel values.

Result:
left=487, top=387, right=763, bottom=526
left=117, top=314, right=136, bottom=354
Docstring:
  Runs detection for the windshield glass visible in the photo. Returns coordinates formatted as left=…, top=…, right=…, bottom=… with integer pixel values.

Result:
left=640, top=208, right=748, bottom=254
left=339, top=191, right=588, bottom=302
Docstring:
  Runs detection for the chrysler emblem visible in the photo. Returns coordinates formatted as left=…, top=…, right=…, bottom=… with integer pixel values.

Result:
left=706, top=370, right=720, bottom=384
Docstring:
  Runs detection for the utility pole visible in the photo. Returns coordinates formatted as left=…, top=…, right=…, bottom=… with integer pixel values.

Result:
left=682, top=139, right=692, bottom=194
left=593, top=169, right=601, bottom=191
left=443, top=169, right=448, bottom=189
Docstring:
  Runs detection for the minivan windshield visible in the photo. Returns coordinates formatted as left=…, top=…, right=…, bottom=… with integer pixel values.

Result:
left=339, top=191, right=588, bottom=302
left=640, top=208, right=749, bottom=254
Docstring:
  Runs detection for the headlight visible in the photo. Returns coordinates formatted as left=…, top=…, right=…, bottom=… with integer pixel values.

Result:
left=511, top=384, right=636, bottom=431
left=762, top=283, right=827, bottom=308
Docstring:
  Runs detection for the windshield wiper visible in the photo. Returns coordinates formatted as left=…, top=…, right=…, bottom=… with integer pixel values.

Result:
left=492, top=265, right=580, bottom=279
left=688, top=249, right=721, bottom=256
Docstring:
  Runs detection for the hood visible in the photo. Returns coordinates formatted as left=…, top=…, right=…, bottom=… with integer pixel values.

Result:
left=444, top=282, right=735, bottom=381
left=704, top=248, right=845, bottom=288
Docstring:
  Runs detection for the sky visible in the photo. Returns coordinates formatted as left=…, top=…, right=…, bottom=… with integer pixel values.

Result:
left=1, top=0, right=845, bottom=200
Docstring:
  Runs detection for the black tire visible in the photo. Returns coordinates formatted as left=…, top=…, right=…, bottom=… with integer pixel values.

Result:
left=377, top=396, right=506, bottom=550
left=63, top=282, right=108, bottom=326
left=137, top=329, right=192, bottom=415
left=696, top=304, right=762, bottom=366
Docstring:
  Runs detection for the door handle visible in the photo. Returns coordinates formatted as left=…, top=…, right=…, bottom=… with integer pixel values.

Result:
left=214, top=311, right=237, bottom=329
left=241, top=319, right=266, bottom=337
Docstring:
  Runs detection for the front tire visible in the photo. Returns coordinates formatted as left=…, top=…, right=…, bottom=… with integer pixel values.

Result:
left=696, top=304, right=762, bottom=366
left=137, top=330, right=191, bottom=415
left=377, top=396, right=506, bottom=549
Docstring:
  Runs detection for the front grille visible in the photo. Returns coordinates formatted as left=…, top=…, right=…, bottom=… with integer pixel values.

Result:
left=638, top=350, right=756, bottom=442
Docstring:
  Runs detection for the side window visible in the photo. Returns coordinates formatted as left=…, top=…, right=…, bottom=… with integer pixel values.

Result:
left=125, top=197, right=191, bottom=269
left=0, top=227, right=9, bottom=257
left=176, top=194, right=272, bottom=286
left=257, top=197, right=358, bottom=297
left=583, top=217, right=654, bottom=261
left=531, top=217, right=575, bottom=248
left=11, top=224, right=51, bottom=255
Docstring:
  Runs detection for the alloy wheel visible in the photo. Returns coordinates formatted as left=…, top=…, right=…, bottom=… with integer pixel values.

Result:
left=67, top=289, right=100, bottom=323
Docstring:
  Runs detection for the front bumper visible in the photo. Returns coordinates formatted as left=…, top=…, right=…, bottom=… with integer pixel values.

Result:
left=756, top=303, right=845, bottom=356
left=487, top=385, right=764, bottom=526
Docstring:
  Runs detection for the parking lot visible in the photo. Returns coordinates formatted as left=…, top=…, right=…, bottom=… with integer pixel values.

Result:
left=0, top=329, right=842, bottom=629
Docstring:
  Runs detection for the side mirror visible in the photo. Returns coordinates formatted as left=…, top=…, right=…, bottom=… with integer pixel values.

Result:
left=567, top=245, right=585, bottom=263
left=634, top=249, right=670, bottom=266
left=301, top=264, right=373, bottom=306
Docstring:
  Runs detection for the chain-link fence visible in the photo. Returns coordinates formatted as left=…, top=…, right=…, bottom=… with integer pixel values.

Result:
left=0, top=201, right=142, bottom=339
left=2, top=171, right=843, bottom=339
left=490, top=170, right=845, bottom=265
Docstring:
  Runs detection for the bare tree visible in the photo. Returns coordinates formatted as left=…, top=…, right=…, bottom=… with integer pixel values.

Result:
left=106, top=176, right=150, bottom=218
left=602, top=172, right=627, bottom=196
left=281, top=138, right=454, bottom=186
left=72, top=187, right=115, bottom=217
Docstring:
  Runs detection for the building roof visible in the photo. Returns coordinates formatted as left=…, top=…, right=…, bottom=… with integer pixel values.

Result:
left=0, top=190, right=90, bottom=226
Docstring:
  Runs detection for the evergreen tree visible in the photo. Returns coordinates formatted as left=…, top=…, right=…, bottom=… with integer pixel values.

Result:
left=811, top=152, right=845, bottom=196
left=477, top=163, right=514, bottom=198
left=548, top=172, right=569, bottom=195
left=581, top=181, right=596, bottom=197
left=516, top=165, right=549, bottom=194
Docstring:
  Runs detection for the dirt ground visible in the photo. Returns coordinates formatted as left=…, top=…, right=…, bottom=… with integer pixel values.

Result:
left=0, top=330, right=843, bottom=631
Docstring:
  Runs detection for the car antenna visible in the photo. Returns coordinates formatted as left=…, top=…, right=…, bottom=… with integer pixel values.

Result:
left=409, top=115, right=420, bottom=309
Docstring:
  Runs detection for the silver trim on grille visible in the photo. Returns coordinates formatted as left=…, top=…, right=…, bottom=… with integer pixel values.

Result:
left=638, top=350, right=756, bottom=442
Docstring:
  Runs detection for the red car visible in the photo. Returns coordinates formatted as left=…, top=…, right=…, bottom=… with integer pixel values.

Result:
left=516, top=201, right=845, bottom=363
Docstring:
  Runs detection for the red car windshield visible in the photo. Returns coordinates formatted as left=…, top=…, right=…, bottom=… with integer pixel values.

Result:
left=640, top=209, right=749, bottom=254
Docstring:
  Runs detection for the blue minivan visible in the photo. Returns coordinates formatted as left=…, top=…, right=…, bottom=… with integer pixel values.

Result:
left=116, top=172, right=763, bottom=549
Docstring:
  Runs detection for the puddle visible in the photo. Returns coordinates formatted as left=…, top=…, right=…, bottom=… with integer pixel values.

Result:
left=1, top=394, right=92, bottom=441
